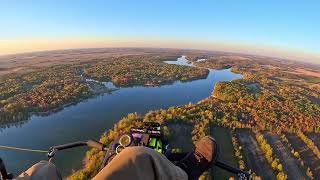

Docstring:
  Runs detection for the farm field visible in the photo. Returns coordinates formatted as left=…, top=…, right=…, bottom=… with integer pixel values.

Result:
left=263, top=132, right=308, bottom=180
left=286, top=133, right=320, bottom=179
left=236, top=129, right=276, bottom=179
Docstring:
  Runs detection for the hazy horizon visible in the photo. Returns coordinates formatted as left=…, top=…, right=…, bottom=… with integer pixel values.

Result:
left=1, top=1, right=319, bottom=63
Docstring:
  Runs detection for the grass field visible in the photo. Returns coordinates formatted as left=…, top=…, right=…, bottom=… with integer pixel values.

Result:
left=236, top=129, right=276, bottom=179
left=211, top=126, right=238, bottom=180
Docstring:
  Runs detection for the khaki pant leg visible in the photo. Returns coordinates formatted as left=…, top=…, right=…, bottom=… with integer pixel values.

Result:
left=93, top=146, right=187, bottom=180
left=15, top=161, right=62, bottom=180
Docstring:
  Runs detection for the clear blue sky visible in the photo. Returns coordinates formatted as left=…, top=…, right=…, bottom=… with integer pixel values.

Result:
left=0, top=0, right=319, bottom=62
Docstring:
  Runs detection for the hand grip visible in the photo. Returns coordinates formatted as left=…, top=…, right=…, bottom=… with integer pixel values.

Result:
left=48, top=140, right=107, bottom=158
left=87, top=140, right=105, bottom=151
left=52, top=141, right=87, bottom=151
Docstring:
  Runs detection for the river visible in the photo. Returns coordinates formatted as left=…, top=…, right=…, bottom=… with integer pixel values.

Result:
left=0, top=56, right=242, bottom=176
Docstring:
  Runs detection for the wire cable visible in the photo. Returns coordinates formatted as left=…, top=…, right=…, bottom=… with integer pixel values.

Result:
left=0, top=145, right=47, bottom=153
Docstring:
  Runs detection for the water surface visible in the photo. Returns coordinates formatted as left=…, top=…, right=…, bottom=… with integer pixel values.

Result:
left=0, top=56, right=242, bottom=176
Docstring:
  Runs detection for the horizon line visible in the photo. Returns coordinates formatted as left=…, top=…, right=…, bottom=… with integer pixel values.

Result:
left=1, top=46, right=319, bottom=66
left=1, top=36, right=319, bottom=65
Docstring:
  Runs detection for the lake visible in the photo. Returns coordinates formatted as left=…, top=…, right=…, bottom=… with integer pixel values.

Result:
left=0, top=56, right=242, bottom=176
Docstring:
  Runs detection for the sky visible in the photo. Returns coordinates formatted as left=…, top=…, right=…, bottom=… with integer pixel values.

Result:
left=0, top=0, right=319, bottom=63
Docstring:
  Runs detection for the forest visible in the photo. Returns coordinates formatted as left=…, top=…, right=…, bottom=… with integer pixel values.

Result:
left=0, top=55, right=208, bottom=126
left=0, top=65, right=92, bottom=125
left=83, top=55, right=208, bottom=86
left=69, top=53, right=320, bottom=180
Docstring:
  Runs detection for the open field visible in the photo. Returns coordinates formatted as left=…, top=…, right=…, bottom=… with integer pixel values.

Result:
left=263, top=132, right=308, bottom=180
left=211, top=126, right=238, bottom=179
left=236, top=129, right=276, bottom=179
left=0, top=48, right=182, bottom=76
left=0, top=48, right=220, bottom=76
left=296, top=68, right=320, bottom=78
left=286, top=133, right=320, bottom=179
left=167, top=122, right=193, bottom=152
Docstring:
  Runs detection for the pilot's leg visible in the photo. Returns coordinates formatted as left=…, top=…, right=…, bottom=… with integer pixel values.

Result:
left=16, top=161, right=62, bottom=180
left=93, top=146, right=188, bottom=180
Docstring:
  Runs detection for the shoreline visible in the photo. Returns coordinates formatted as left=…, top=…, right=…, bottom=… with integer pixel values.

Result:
left=0, top=69, right=213, bottom=127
